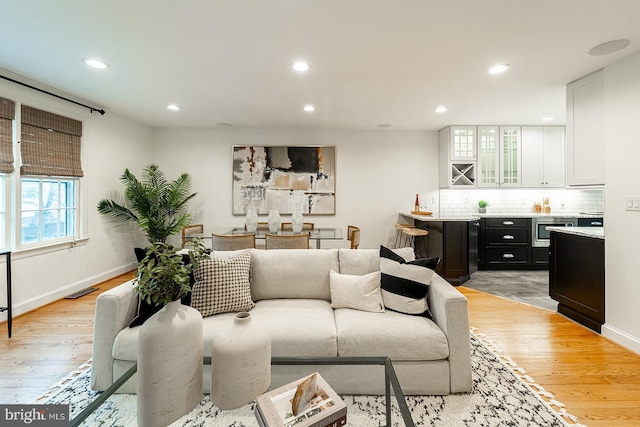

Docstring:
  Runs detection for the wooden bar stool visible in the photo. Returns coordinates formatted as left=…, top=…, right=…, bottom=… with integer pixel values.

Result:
left=399, top=226, right=429, bottom=258
left=394, top=223, right=416, bottom=248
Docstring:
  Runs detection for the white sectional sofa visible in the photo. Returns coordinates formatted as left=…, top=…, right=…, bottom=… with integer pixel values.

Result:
left=91, top=248, right=472, bottom=395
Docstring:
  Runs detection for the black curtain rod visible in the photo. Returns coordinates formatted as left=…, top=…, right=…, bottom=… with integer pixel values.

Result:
left=0, top=74, right=106, bottom=115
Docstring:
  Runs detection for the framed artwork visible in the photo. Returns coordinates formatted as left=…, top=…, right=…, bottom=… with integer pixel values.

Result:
left=232, top=145, right=336, bottom=215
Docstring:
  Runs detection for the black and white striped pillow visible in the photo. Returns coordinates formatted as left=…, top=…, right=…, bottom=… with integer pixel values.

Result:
left=379, top=245, right=439, bottom=317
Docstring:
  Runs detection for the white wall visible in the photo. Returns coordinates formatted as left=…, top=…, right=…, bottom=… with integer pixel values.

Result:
left=602, top=52, right=640, bottom=353
left=152, top=128, right=440, bottom=250
left=0, top=79, right=153, bottom=319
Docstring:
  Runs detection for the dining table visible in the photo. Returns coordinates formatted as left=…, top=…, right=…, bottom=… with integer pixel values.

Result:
left=196, top=227, right=344, bottom=249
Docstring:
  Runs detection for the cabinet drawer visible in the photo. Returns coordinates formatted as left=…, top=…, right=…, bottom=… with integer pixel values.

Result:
left=577, top=218, right=603, bottom=227
left=486, top=228, right=530, bottom=245
left=486, top=247, right=530, bottom=264
left=486, top=218, right=531, bottom=228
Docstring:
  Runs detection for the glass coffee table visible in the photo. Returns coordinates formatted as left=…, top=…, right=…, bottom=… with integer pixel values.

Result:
left=71, top=356, right=415, bottom=427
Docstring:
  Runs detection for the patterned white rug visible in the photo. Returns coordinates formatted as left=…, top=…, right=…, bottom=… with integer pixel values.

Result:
left=39, top=331, right=584, bottom=427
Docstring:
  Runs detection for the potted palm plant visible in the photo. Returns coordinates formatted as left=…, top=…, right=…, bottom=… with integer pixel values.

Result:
left=97, top=163, right=196, bottom=244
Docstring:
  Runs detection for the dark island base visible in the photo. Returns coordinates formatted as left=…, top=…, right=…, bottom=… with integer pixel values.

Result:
left=558, top=304, right=602, bottom=333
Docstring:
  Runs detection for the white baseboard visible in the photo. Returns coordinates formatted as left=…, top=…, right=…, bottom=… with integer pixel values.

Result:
left=0, top=263, right=136, bottom=323
left=602, top=323, right=640, bottom=355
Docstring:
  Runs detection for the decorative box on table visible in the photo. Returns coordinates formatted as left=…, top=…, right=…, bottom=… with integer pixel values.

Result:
left=254, top=372, right=347, bottom=427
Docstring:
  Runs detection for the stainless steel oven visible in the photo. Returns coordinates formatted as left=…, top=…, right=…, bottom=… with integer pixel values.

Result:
left=532, top=217, right=577, bottom=247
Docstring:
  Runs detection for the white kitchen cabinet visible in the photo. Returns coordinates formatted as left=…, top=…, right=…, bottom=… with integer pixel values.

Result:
left=521, top=126, right=565, bottom=187
left=439, top=126, right=477, bottom=188
left=566, top=70, right=604, bottom=186
left=449, top=126, right=476, bottom=160
left=476, top=126, right=521, bottom=187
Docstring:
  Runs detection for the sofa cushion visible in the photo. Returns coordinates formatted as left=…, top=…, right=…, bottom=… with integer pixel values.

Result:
left=329, top=270, right=384, bottom=313
left=250, top=249, right=339, bottom=301
left=338, top=247, right=415, bottom=276
left=113, top=326, right=140, bottom=361
left=203, top=299, right=338, bottom=358
left=114, top=299, right=338, bottom=361
left=334, top=308, right=449, bottom=361
left=191, top=249, right=255, bottom=317
left=379, top=245, right=438, bottom=316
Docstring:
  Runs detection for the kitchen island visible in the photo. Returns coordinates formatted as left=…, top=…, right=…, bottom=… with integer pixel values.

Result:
left=399, top=213, right=480, bottom=285
left=549, top=226, right=605, bottom=332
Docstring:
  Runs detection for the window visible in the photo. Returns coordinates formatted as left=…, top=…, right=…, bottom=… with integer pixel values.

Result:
left=18, top=104, right=84, bottom=248
left=0, top=96, right=84, bottom=250
left=0, top=97, right=15, bottom=250
left=21, top=177, right=77, bottom=244
left=0, top=175, right=6, bottom=249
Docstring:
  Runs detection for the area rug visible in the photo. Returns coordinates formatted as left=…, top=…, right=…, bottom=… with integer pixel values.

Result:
left=38, top=331, right=584, bottom=427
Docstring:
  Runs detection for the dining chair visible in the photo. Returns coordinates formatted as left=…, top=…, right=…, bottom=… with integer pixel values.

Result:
left=281, top=222, right=315, bottom=231
left=211, top=233, right=256, bottom=251
left=347, top=225, right=360, bottom=249
left=264, top=232, right=310, bottom=249
left=181, top=224, right=204, bottom=248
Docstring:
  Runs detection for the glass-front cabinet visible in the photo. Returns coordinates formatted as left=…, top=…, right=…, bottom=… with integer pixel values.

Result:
left=477, top=126, right=498, bottom=186
left=439, top=126, right=477, bottom=188
left=477, top=126, right=521, bottom=187
left=450, top=126, right=476, bottom=160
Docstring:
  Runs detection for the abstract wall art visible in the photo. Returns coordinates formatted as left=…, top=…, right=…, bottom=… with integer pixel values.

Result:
left=232, top=145, right=336, bottom=215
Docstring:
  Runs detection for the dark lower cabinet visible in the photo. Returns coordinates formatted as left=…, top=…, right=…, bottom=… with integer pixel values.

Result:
left=478, top=217, right=543, bottom=269
left=415, top=220, right=476, bottom=285
left=549, top=231, right=605, bottom=332
left=531, top=247, right=551, bottom=266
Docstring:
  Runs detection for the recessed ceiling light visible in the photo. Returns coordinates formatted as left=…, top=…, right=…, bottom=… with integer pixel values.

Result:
left=303, top=104, right=315, bottom=112
left=377, top=123, right=391, bottom=128
left=542, top=116, right=554, bottom=121
left=588, top=39, right=631, bottom=56
left=435, top=106, right=448, bottom=113
left=488, top=64, right=510, bottom=74
left=82, top=58, right=109, bottom=69
left=166, top=104, right=181, bottom=111
left=217, top=122, right=233, bottom=127
left=292, top=61, right=310, bottom=72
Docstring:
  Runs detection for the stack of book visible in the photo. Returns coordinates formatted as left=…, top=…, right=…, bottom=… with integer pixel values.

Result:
left=254, top=372, right=347, bottom=427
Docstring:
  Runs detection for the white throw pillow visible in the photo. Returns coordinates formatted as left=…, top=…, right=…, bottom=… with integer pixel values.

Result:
left=329, top=269, right=384, bottom=313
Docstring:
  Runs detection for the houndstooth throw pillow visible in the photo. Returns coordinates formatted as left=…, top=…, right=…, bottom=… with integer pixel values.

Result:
left=191, top=249, right=255, bottom=317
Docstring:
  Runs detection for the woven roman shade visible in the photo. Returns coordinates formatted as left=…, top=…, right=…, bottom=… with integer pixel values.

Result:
left=20, top=105, right=84, bottom=177
left=0, top=97, right=15, bottom=174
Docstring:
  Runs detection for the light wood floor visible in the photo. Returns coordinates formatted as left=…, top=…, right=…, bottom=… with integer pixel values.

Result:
left=1, top=272, right=639, bottom=426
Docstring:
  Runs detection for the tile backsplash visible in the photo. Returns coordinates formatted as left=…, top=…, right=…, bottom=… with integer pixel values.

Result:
left=438, top=188, right=604, bottom=216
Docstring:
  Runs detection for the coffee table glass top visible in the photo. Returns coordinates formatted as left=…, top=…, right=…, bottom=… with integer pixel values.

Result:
left=71, top=356, right=415, bottom=427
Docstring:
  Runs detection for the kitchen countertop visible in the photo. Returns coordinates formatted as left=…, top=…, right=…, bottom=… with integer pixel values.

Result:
left=478, top=212, right=603, bottom=218
left=400, top=212, right=480, bottom=222
left=400, top=212, right=604, bottom=222
left=547, top=226, right=604, bottom=239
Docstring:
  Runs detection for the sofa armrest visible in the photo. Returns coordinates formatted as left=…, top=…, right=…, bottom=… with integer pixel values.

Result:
left=90, top=280, right=138, bottom=391
left=428, top=274, right=472, bottom=393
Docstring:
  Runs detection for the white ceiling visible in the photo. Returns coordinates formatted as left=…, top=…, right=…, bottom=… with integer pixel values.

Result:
left=2, top=1, right=640, bottom=131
